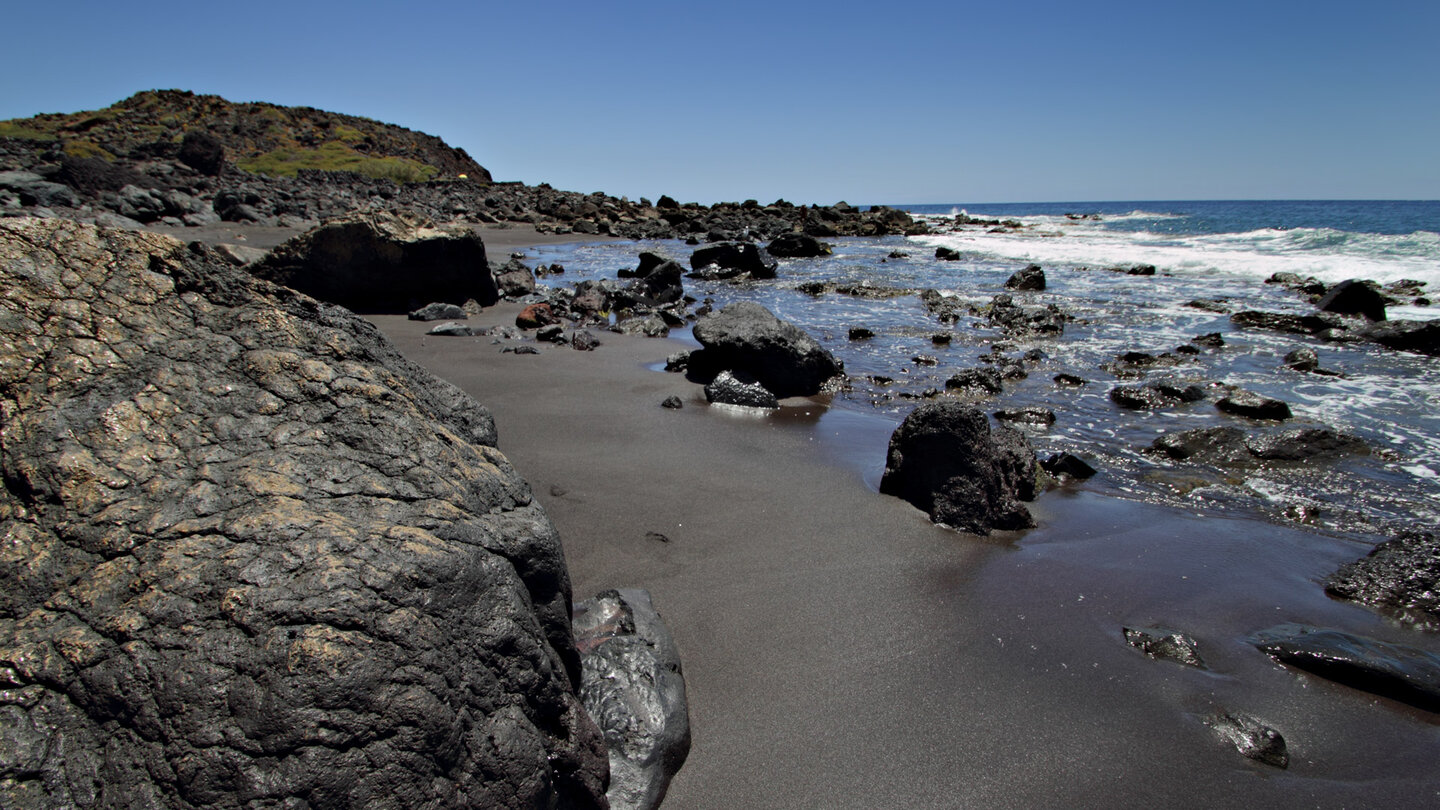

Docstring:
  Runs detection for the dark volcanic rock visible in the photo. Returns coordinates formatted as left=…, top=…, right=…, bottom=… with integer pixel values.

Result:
left=1326, top=531, right=1440, bottom=626
left=1231, top=310, right=1346, bottom=336
left=1148, top=427, right=1251, bottom=463
left=1041, top=452, right=1097, bottom=480
left=575, top=589, right=691, bottom=810
left=945, top=368, right=1004, bottom=396
left=1361, top=319, right=1440, bottom=357
left=1004, top=264, right=1046, bottom=291
left=427, top=321, right=480, bottom=337
left=0, top=219, right=607, bottom=809
left=493, top=256, right=538, bottom=299
left=1253, top=625, right=1440, bottom=712
left=994, top=406, right=1056, bottom=425
left=689, top=302, right=842, bottom=398
left=879, top=403, right=1038, bottom=534
left=1283, top=346, right=1320, bottom=372
left=935, top=247, right=960, bottom=261
left=704, top=370, right=780, bottom=409
left=1246, top=428, right=1367, bottom=461
left=1109, top=384, right=1196, bottom=410
left=1204, top=714, right=1289, bottom=768
left=766, top=232, right=832, bottom=258
left=409, top=301, right=468, bottom=321
left=251, top=210, right=497, bottom=312
left=1124, top=627, right=1206, bottom=668
left=1318, top=279, right=1387, bottom=321
left=688, top=241, right=777, bottom=280
left=1216, top=390, right=1292, bottom=420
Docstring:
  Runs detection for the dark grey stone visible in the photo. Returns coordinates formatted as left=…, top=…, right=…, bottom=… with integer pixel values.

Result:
left=1318, top=279, right=1387, bottom=321
left=409, top=302, right=468, bottom=321
left=880, top=402, right=1037, bottom=534
left=574, top=589, right=691, bottom=810
left=1004, top=264, right=1046, bottom=291
left=1124, top=627, right=1205, bottom=668
left=1216, top=390, right=1292, bottom=420
left=1204, top=714, right=1289, bottom=768
left=0, top=219, right=608, bottom=809
left=704, top=370, right=779, bottom=409
left=1326, top=531, right=1440, bottom=626
left=1253, top=624, right=1440, bottom=713
left=690, top=302, right=842, bottom=398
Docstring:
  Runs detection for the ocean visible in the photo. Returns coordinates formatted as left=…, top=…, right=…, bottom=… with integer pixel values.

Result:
left=529, top=200, right=1440, bottom=540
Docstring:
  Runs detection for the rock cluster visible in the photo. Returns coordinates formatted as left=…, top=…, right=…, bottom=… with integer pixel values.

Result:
left=0, top=218, right=608, bottom=809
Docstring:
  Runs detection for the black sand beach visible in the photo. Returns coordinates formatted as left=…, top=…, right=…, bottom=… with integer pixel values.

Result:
left=371, top=289, right=1440, bottom=808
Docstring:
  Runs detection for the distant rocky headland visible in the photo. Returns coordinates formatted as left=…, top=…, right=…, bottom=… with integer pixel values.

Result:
left=0, top=89, right=926, bottom=242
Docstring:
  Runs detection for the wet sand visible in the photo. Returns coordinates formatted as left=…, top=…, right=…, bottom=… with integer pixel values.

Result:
left=372, top=300, right=1440, bottom=808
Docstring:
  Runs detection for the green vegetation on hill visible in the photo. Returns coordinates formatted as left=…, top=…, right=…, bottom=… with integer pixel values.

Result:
left=0, top=89, right=489, bottom=183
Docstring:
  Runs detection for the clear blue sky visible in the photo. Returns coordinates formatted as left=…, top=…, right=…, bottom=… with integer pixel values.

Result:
left=3, top=0, right=1436, bottom=205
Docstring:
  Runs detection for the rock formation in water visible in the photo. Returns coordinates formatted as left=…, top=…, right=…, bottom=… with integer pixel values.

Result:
left=0, top=218, right=608, bottom=809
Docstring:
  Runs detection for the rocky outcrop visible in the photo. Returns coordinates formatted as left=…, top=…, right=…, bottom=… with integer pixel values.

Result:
left=1326, top=531, right=1440, bottom=626
left=689, top=302, right=843, bottom=398
left=1149, top=426, right=1367, bottom=465
left=1004, top=264, right=1046, bottom=291
left=0, top=218, right=607, bottom=809
left=251, top=210, right=497, bottom=312
left=574, top=589, right=691, bottom=810
left=879, top=403, right=1038, bottom=534
left=1318, top=279, right=1387, bottom=321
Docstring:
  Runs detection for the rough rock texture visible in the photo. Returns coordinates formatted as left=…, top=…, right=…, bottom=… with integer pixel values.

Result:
left=1326, top=531, right=1440, bottom=627
left=574, top=589, right=691, bottom=810
left=686, top=242, right=777, bottom=281
left=765, top=233, right=831, bottom=258
left=0, top=218, right=607, bottom=809
left=1253, top=625, right=1440, bottom=713
left=879, top=403, right=1038, bottom=534
left=1318, top=279, right=1387, bottom=321
left=1004, top=264, right=1046, bottom=291
left=1123, top=627, right=1205, bottom=668
left=1204, top=714, right=1289, bottom=768
left=703, top=371, right=779, bottom=409
left=251, top=210, right=497, bottom=313
left=689, top=302, right=842, bottom=398
left=1216, top=390, right=1292, bottom=420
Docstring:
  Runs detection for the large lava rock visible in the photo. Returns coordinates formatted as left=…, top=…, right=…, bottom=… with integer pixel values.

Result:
left=1253, top=625, right=1440, bottom=713
left=251, top=209, right=498, bottom=313
left=0, top=219, right=607, bottom=809
left=879, top=403, right=1038, bottom=534
left=575, top=589, right=691, bottom=810
left=689, top=302, right=843, bottom=398
left=687, top=242, right=777, bottom=280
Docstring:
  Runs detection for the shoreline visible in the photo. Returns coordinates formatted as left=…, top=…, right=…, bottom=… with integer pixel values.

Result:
left=371, top=286, right=1440, bottom=806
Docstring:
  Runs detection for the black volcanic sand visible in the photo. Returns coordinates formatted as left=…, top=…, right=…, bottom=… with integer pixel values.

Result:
left=372, top=302, right=1440, bottom=808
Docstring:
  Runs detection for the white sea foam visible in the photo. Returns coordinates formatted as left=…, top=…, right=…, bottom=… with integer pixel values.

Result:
left=914, top=220, right=1440, bottom=290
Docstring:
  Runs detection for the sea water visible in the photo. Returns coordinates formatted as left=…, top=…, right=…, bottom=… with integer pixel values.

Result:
left=530, top=200, right=1440, bottom=539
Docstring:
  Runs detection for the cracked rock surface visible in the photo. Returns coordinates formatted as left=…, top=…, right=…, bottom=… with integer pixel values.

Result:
left=0, top=218, right=607, bottom=809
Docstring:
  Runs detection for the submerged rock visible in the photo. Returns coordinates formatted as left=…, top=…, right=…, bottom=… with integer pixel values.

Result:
left=689, top=302, right=843, bottom=397
left=1253, top=625, right=1440, bottom=712
left=0, top=219, right=607, bottom=809
left=1326, top=531, right=1440, bottom=627
left=880, top=403, right=1038, bottom=534
left=575, top=589, right=692, bottom=810
left=1361, top=319, right=1440, bottom=357
left=1216, top=390, right=1292, bottom=420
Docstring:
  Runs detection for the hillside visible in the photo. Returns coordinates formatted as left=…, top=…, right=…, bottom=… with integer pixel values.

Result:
left=0, top=89, right=490, bottom=183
